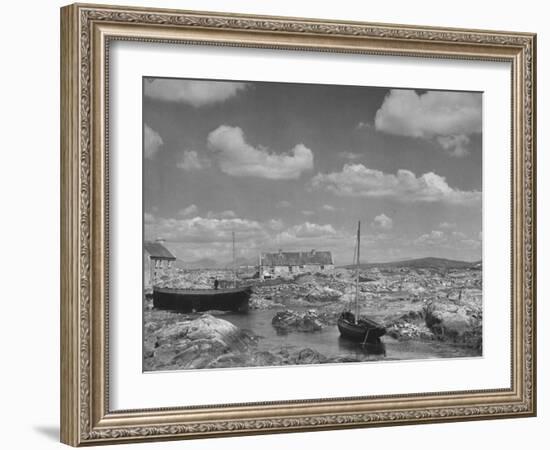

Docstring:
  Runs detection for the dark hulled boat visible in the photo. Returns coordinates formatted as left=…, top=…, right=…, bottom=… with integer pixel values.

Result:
left=153, top=286, right=252, bottom=313
left=153, top=231, right=251, bottom=313
left=337, top=311, right=386, bottom=343
left=338, top=221, right=386, bottom=345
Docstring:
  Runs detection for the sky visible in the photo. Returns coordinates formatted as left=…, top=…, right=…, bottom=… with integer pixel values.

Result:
left=143, top=77, right=483, bottom=265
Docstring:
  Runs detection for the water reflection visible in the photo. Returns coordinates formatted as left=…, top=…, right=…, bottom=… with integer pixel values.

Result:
left=337, top=336, right=387, bottom=358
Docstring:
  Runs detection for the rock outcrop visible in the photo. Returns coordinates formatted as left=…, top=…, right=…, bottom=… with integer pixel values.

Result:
left=305, top=286, right=343, bottom=302
left=384, top=310, right=435, bottom=341
left=289, top=348, right=328, bottom=365
left=423, top=298, right=482, bottom=350
left=144, top=314, right=255, bottom=370
left=271, top=309, right=326, bottom=333
left=145, top=311, right=349, bottom=369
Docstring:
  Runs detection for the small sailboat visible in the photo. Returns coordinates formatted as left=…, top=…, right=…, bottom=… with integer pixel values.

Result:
left=153, top=231, right=251, bottom=313
left=337, top=221, right=386, bottom=344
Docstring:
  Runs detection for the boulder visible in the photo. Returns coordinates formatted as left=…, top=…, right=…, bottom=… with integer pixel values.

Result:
left=386, top=320, right=434, bottom=341
left=154, top=314, right=240, bottom=342
left=306, top=286, right=342, bottom=302
left=383, top=309, right=434, bottom=341
left=423, top=299, right=482, bottom=349
left=252, top=351, right=286, bottom=367
left=271, top=309, right=325, bottom=333
left=249, top=293, right=285, bottom=310
left=290, top=348, right=328, bottom=365
left=146, top=314, right=254, bottom=370
left=165, top=338, right=228, bottom=370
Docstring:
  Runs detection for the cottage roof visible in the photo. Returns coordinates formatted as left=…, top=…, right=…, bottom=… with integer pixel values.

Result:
left=261, top=250, right=333, bottom=266
left=144, top=242, right=176, bottom=260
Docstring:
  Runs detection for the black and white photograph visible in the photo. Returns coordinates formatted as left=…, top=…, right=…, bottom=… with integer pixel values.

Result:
left=142, top=77, right=483, bottom=371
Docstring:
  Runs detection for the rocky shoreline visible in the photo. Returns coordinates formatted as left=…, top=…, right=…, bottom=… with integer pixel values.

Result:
left=144, top=313, right=364, bottom=370
left=144, top=268, right=482, bottom=370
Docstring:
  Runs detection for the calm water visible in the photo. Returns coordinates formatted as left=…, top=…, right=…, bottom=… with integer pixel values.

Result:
left=220, top=308, right=479, bottom=362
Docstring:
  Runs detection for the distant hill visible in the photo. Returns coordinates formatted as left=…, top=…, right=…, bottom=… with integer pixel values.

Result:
left=175, top=255, right=481, bottom=271
left=343, top=257, right=481, bottom=270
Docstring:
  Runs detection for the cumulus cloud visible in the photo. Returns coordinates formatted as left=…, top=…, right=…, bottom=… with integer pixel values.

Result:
left=206, top=210, right=237, bottom=219
left=372, top=213, right=393, bottom=231
left=278, top=222, right=337, bottom=240
left=302, top=210, right=315, bottom=216
left=374, top=89, right=482, bottom=157
left=413, top=229, right=481, bottom=249
left=144, top=124, right=163, bottom=159
left=146, top=212, right=371, bottom=265
left=177, top=150, right=211, bottom=171
left=272, top=222, right=348, bottom=253
left=178, top=204, right=198, bottom=217
left=267, top=219, right=284, bottom=231
left=436, top=134, right=471, bottom=157
left=145, top=213, right=341, bottom=258
left=146, top=215, right=266, bottom=244
left=311, top=163, right=481, bottom=205
left=144, top=79, right=248, bottom=107
left=207, top=125, right=314, bottom=179
left=322, top=204, right=336, bottom=211
left=414, top=230, right=445, bottom=245
left=451, top=231, right=467, bottom=240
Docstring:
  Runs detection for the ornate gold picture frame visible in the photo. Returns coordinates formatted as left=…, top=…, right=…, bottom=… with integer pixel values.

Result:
left=60, top=3, right=536, bottom=446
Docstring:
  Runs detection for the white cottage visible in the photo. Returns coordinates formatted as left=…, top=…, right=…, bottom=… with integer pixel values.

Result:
left=260, top=249, right=334, bottom=279
left=144, top=240, right=176, bottom=289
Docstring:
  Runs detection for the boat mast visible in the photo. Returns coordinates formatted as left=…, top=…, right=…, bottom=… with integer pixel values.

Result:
left=232, top=231, right=236, bottom=287
left=355, top=221, right=361, bottom=323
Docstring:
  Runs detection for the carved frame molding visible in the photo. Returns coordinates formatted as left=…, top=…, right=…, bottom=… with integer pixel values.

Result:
left=60, top=3, right=536, bottom=446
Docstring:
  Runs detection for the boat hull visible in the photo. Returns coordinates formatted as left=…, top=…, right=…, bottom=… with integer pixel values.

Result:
left=337, top=315, right=386, bottom=343
left=153, top=286, right=252, bottom=313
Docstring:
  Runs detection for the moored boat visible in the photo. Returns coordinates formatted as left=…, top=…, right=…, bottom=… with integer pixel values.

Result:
left=338, top=221, right=386, bottom=344
left=152, top=231, right=251, bottom=313
left=153, top=285, right=252, bottom=312
left=337, top=311, right=386, bottom=343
